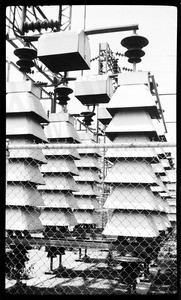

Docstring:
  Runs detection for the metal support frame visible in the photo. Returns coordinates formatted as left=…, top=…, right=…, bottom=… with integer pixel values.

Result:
left=150, top=75, right=168, bottom=133
left=85, top=24, right=139, bottom=35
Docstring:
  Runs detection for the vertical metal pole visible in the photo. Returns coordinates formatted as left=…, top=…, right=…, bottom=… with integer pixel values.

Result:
left=81, top=5, right=86, bottom=76
left=133, top=29, right=137, bottom=72
left=58, top=5, right=62, bottom=31
left=50, top=256, right=53, bottom=271
left=98, top=43, right=101, bottom=74
left=69, top=6, right=72, bottom=30
left=133, top=63, right=136, bottom=72
left=96, top=104, right=99, bottom=143
left=151, top=75, right=167, bottom=133
left=79, top=248, right=82, bottom=260
left=51, top=87, right=56, bottom=113
left=6, top=61, right=11, bottom=82
left=59, top=254, right=62, bottom=268
left=6, top=139, right=10, bottom=188
left=20, top=6, right=27, bottom=35
left=83, top=5, right=86, bottom=30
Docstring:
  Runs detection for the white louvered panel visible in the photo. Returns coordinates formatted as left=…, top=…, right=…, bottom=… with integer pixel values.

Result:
left=98, top=106, right=112, bottom=126
left=168, top=206, right=176, bottom=214
left=106, top=110, right=158, bottom=136
left=75, top=156, right=101, bottom=169
left=44, top=120, right=81, bottom=143
left=166, top=198, right=176, bottom=206
left=9, top=148, right=47, bottom=164
left=42, top=148, right=80, bottom=160
left=6, top=184, right=44, bottom=206
left=161, top=213, right=172, bottom=228
left=151, top=163, right=166, bottom=175
left=103, top=186, right=163, bottom=211
left=6, top=80, right=41, bottom=99
left=166, top=183, right=176, bottom=191
left=40, top=191, right=78, bottom=209
left=107, top=84, right=158, bottom=118
left=151, top=212, right=168, bottom=232
left=37, top=175, right=78, bottom=191
left=6, top=92, right=49, bottom=124
left=6, top=207, right=43, bottom=231
left=166, top=169, right=176, bottom=183
left=105, top=160, right=157, bottom=184
left=73, top=183, right=100, bottom=196
left=40, top=157, right=79, bottom=175
left=74, top=169, right=101, bottom=183
left=160, top=159, right=171, bottom=170
left=78, top=148, right=102, bottom=156
left=73, top=210, right=99, bottom=224
left=102, top=210, right=159, bottom=237
left=40, top=209, right=77, bottom=226
left=6, top=115, right=48, bottom=142
left=75, top=196, right=95, bottom=210
left=7, top=161, right=45, bottom=184
left=168, top=214, right=176, bottom=222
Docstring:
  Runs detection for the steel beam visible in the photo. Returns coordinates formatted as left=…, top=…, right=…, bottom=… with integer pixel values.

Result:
left=6, top=236, right=111, bottom=250
left=84, top=24, right=139, bottom=35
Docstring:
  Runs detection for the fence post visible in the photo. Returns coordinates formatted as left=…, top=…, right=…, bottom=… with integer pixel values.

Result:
left=6, top=139, right=10, bottom=188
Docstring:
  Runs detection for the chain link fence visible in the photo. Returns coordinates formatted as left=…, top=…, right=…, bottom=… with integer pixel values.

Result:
left=5, top=141, right=177, bottom=295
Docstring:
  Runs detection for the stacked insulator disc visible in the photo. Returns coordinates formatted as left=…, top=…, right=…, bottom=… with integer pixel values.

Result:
left=80, top=107, right=96, bottom=127
left=121, top=33, right=149, bottom=64
left=14, top=46, right=37, bottom=73
left=6, top=80, right=49, bottom=236
left=54, top=85, right=73, bottom=106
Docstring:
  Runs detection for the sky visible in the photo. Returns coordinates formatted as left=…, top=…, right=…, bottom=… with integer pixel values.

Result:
left=70, top=5, right=177, bottom=143
left=6, top=5, right=177, bottom=143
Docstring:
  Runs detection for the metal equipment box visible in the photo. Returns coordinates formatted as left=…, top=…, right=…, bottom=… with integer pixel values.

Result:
left=6, top=81, right=41, bottom=99
left=37, top=30, right=91, bottom=72
left=74, top=74, right=113, bottom=105
left=118, top=71, right=150, bottom=86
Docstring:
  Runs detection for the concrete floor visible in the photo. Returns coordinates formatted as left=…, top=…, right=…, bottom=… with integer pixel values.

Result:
left=5, top=247, right=152, bottom=295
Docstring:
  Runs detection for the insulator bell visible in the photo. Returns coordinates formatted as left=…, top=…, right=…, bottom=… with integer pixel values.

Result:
left=112, top=58, right=119, bottom=73
left=14, top=46, right=37, bottom=73
left=81, top=108, right=95, bottom=126
left=121, top=33, right=149, bottom=64
left=54, top=86, right=73, bottom=106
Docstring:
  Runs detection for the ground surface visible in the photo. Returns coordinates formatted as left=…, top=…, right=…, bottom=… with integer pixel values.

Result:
left=5, top=247, right=154, bottom=295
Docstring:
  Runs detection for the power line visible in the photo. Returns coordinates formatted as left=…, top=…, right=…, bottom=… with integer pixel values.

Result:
left=159, top=93, right=176, bottom=96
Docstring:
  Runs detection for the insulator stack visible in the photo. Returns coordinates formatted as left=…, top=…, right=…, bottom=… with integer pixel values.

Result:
left=14, top=46, right=37, bottom=74
left=74, top=74, right=113, bottom=106
left=6, top=80, right=49, bottom=237
left=54, top=85, right=73, bottom=106
left=73, top=130, right=101, bottom=238
left=80, top=107, right=96, bottom=127
left=102, top=71, right=171, bottom=258
left=112, top=58, right=119, bottom=73
left=37, top=112, right=80, bottom=238
left=121, top=33, right=149, bottom=64
left=23, top=20, right=61, bottom=33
